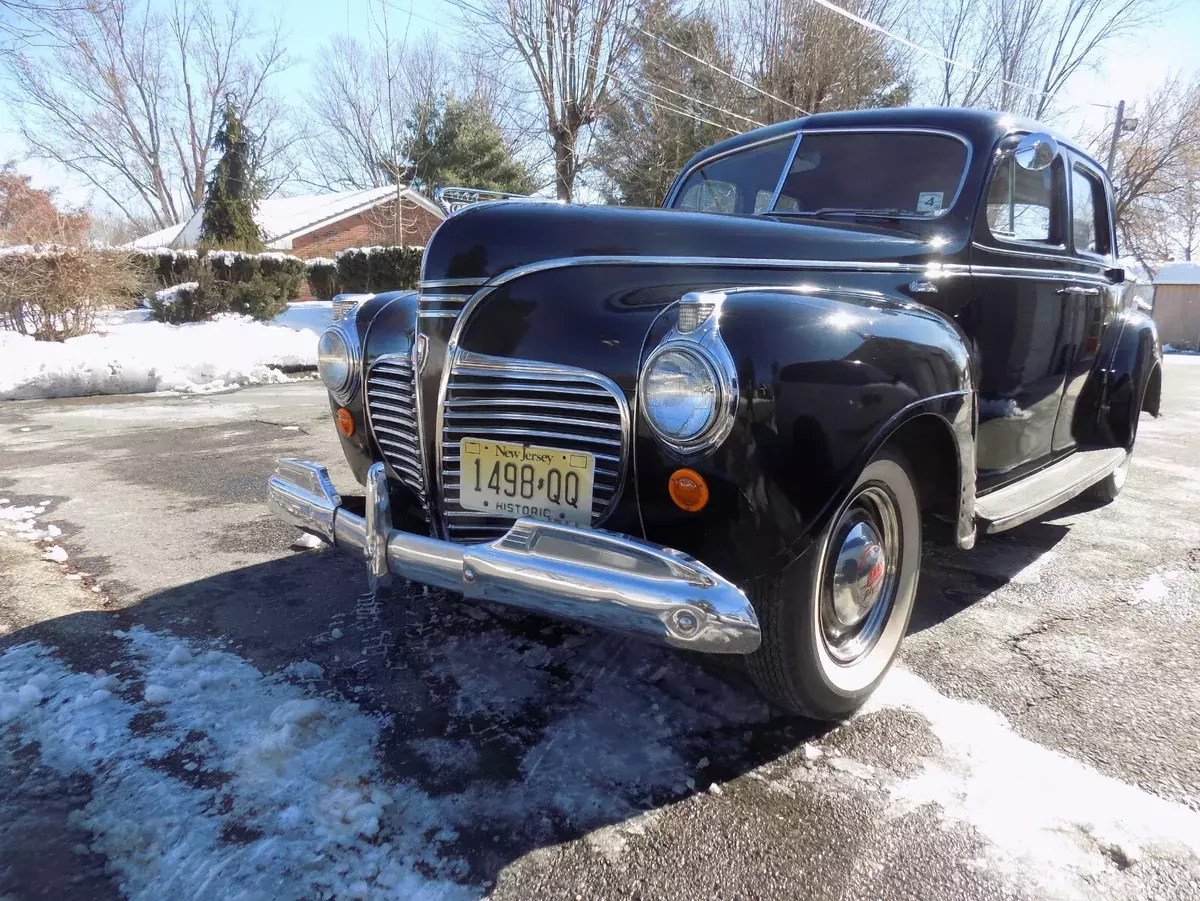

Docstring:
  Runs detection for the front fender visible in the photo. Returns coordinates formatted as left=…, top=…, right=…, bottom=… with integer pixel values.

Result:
left=1076, top=309, right=1162, bottom=449
left=636, top=287, right=975, bottom=583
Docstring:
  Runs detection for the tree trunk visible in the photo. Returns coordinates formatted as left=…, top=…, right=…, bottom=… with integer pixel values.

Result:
left=553, top=130, right=576, bottom=203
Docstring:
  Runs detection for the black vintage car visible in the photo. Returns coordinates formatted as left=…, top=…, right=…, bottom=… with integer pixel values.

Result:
left=270, top=107, right=1162, bottom=719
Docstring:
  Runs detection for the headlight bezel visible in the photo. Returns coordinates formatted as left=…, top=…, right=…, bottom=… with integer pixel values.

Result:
left=639, top=295, right=738, bottom=458
left=318, top=321, right=361, bottom=404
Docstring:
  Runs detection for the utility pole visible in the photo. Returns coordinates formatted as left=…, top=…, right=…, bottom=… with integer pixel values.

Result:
left=1106, top=100, right=1126, bottom=174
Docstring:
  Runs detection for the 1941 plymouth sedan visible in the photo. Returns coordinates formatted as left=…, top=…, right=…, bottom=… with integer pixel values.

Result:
left=268, top=108, right=1162, bottom=719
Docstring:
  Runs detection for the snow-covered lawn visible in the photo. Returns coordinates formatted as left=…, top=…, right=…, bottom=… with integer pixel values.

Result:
left=0, top=301, right=332, bottom=400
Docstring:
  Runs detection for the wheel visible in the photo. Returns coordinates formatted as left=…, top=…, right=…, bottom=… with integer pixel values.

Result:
left=1086, top=451, right=1131, bottom=504
left=746, top=448, right=921, bottom=719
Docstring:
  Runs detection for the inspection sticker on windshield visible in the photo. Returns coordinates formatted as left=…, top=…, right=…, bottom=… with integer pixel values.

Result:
left=917, top=192, right=943, bottom=213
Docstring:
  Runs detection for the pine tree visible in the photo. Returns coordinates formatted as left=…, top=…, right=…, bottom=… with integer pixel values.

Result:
left=200, top=100, right=264, bottom=251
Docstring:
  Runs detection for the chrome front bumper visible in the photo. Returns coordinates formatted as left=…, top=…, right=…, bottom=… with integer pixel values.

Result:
left=267, top=459, right=761, bottom=654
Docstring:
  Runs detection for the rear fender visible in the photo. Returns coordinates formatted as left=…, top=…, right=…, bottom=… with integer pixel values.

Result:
left=1076, top=309, right=1162, bottom=449
left=636, top=287, right=977, bottom=584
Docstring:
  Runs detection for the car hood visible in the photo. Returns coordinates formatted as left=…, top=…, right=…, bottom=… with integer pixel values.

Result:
left=421, top=202, right=940, bottom=283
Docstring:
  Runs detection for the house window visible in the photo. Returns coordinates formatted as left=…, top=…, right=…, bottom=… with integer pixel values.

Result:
left=985, top=153, right=1062, bottom=244
left=1071, top=165, right=1110, bottom=256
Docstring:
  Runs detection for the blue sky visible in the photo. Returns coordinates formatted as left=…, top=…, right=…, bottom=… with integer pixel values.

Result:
left=2, top=0, right=1199, bottom=209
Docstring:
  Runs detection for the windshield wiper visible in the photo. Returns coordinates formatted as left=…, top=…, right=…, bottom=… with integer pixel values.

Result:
left=810, top=207, right=921, bottom=220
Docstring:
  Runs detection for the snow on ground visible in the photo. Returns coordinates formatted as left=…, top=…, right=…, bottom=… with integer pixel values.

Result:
left=0, top=628, right=470, bottom=901
left=867, top=670, right=1200, bottom=900
left=0, top=301, right=333, bottom=400
left=4, top=611, right=1199, bottom=900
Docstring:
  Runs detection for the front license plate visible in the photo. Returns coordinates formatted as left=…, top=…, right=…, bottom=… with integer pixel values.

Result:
left=458, top=438, right=595, bottom=528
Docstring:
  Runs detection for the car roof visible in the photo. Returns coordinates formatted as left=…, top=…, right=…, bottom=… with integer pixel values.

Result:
left=678, top=107, right=1107, bottom=181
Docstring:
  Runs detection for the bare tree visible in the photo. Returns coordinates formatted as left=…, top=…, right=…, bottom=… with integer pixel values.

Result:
left=919, top=0, right=1158, bottom=118
left=1098, top=74, right=1200, bottom=275
left=719, top=0, right=912, bottom=123
left=1, top=0, right=291, bottom=228
left=455, top=0, right=638, bottom=202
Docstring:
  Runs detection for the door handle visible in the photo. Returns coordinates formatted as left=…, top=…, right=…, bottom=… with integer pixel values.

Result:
left=1056, top=285, right=1101, bottom=296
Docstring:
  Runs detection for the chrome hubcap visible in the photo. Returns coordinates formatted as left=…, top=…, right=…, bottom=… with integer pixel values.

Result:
left=820, top=487, right=900, bottom=664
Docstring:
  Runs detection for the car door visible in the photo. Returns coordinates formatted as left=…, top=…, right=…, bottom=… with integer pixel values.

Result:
left=967, top=134, right=1074, bottom=492
left=1050, top=155, right=1120, bottom=452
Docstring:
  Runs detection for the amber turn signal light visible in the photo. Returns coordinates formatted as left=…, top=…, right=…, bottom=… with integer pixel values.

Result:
left=335, top=407, right=355, bottom=438
left=668, top=468, right=709, bottom=512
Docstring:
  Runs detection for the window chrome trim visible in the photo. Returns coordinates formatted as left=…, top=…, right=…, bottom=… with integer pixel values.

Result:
left=435, top=349, right=632, bottom=539
left=978, top=133, right=1070, bottom=256
left=970, top=240, right=1072, bottom=264
left=767, top=132, right=805, bottom=211
left=1066, top=158, right=1117, bottom=265
left=664, top=131, right=801, bottom=208
left=766, top=127, right=973, bottom=221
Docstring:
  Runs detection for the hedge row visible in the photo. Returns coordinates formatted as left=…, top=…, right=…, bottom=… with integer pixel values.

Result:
left=303, top=245, right=425, bottom=300
left=132, top=248, right=308, bottom=323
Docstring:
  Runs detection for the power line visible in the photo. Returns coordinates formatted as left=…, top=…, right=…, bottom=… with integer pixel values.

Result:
left=804, top=0, right=1054, bottom=102
left=635, top=25, right=811, bottom=117
left=639, top=77, right=766, bottom=128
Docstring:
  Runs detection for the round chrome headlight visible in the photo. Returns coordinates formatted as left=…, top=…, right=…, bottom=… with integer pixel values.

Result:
left=317, top=326, right=357, bottom=399
left=641, top=346, right=720, bottom=442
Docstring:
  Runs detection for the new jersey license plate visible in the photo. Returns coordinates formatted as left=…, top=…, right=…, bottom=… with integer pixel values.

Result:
left=458, top=438, right=595, bottom=528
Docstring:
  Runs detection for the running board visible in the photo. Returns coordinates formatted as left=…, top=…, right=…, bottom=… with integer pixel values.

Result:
left=975, top=447, right=1127, bottom=534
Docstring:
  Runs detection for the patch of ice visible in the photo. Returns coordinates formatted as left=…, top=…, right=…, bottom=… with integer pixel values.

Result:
left=870, top=668, right=1200, bottom=898
left=40, top=545, right=69, bottom=563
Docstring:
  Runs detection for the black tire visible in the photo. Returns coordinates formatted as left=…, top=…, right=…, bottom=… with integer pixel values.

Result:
left=746, top=448, right=922, bottom=719
left=1086, top=451, right=1131, bottom=504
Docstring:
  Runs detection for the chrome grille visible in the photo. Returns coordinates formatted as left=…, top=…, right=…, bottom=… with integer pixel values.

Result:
left=365, top=355, right=427, bottom=515
left=418, top=293, right=472, bottom=319
left=439, top=352, right=629, bottom=543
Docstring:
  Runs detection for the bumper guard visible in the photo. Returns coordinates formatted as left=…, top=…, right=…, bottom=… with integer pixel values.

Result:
left=268, top=459, right=761, bottom=654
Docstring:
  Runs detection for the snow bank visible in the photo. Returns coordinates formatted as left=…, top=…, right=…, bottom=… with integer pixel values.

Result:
left=0, top=302, right=333, bottom=400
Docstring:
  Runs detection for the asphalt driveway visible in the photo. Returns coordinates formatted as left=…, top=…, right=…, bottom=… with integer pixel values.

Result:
left=1, top=361, right=1198, bottom=901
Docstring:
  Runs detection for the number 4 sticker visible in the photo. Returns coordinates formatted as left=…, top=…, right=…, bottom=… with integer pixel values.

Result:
left=918, top=192, right=943, bottom=213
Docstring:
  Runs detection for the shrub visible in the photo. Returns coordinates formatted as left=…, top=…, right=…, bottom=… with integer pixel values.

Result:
left=0, top=245, right=151, bottom=340
left=147, top=278, right=223, bottom=325
left=207, top=249, right=260, bottom=284
left=258, top=253, right=306, bottom=300
left=133, top=248, right=203, bottom=289
left=335, top=245, right=423, bottom=293
left=228, top=272, right=288, bottom=320
left=306, top=257, right=340, bottom=300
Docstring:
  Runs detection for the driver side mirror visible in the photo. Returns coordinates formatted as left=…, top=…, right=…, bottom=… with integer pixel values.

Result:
left=1014, top=133, right=1059, bottom=170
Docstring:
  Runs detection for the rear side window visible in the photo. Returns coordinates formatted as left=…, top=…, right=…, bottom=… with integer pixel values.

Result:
left=985, top=154, right=1062, bottom=244
left=1071, top=165, right=1110, bottom=256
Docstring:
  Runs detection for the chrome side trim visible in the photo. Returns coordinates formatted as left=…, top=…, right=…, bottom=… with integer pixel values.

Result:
left=766, top=127, right=974, bottom=221
left=419, top=277, right=489, bottom=289
left=969, top=264, right=1111, bottom=284
left=268, top=458, right=761, bottom=653
left=970, top=240, right=1074, bottom=264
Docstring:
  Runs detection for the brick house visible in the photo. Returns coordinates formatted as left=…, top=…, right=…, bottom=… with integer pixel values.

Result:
left=130, top=186, right=445, bottom=259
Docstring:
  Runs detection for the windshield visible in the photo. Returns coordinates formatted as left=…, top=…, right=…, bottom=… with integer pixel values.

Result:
left=670, top=130, right=969, bottom=219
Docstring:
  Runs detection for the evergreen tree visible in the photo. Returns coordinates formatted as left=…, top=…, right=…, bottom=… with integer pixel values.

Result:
left=200, top=100, right=264, bottom=251
left=594, top=1, right=739, bottom=208
left=398, top=94, right=535, bottom=196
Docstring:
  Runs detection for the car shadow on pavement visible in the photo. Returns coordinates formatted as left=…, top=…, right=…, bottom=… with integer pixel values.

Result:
left=1, top=544, right=830, bottom=896
left=908, top=519, right=1072, bottom=634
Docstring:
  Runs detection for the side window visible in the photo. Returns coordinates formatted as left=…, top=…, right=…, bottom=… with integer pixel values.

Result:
left=985, top=154, right=1062, bottom=244
left=678, top=179, right=738, bottom=213
left=1071, top=165, right=1110, bottom=256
